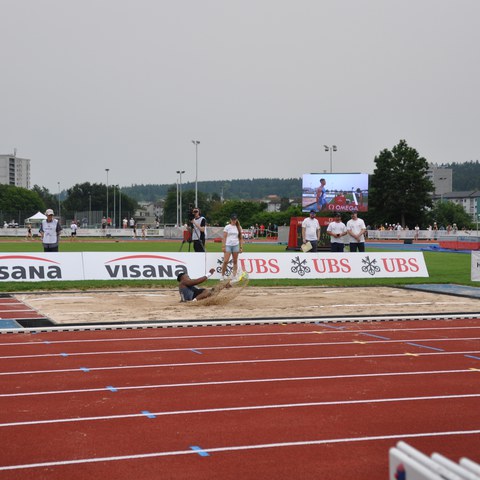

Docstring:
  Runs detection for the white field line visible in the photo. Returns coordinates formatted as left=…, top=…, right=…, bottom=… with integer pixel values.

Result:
left=1, top=350, right=479, bottom=376
left=1, top=429, right=480, bottom=471
left=2, top=324, right=480, bottom=347
left=1, top=337, right=480, bottom=360
left=1, top=392, right=479, bottom=429
left=0, top=368, right=477, bottom=398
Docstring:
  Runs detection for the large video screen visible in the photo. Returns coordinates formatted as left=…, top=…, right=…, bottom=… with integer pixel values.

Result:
left=302, top=173, right=369, bottom=213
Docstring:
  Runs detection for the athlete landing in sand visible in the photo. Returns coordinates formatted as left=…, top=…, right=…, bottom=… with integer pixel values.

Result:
left=177, top=269, right=248, bottom=305
left=177, top=268, right=216, bottom=302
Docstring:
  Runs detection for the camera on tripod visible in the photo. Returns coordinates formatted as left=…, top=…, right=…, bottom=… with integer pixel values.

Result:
left=187, top=203, right=196, bottom=223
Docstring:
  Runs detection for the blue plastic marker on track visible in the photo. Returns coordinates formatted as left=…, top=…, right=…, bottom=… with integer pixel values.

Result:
left=317, top=323, right=346, bottom=330
left=190, top=446, right=209, bottom=457
left=60, top=353, right=69, bottom=357
left=43, top=341, right=51, bottom=344
left=106, top=386, right=118, bottom=392
left=465, top=355, right=480, bottom=361
left=141, top=411, right=156, bottom=419
left=80, top=367, right=90, bottom=372
left=191, top=349, right=203, bottom=355
left=405, top=342, right=444, bottom=352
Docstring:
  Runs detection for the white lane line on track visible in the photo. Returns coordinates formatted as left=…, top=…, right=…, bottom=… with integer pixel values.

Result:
left=1, top=337, right=480, bottom=360
left=1, top=429, right=479, bottom=471
left=2, top=324, right=480, bottom=347
left=0, top=309, right=38, bottom=313
left=0, top=368, right=477, bottom=398
left=24, top=297, right=95, bottom=302
left=1, top=350, right=480, bottom=376
left=1, top=393, right=480, bottom=428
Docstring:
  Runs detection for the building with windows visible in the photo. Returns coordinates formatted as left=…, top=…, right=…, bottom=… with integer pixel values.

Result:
left=439, top=191, right=480, bottom=222
left=0, top=153, right=31, bottom=189
left=427, top=163, right=452, bottom=195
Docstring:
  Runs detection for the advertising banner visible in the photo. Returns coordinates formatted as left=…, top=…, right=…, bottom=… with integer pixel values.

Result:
left=0, top=252, right=428, bottom=282
left=84, top=251, right=430, bottom=281
left=472, top=252, right=480, bottom=281
left=0, top=253, right=84, bottom=282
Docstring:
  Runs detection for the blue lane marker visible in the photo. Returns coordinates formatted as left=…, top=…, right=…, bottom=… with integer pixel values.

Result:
left=43, top=341, right=51, bottom=344
left=359, top=333, right=390, bottom=340
left=106, top=386, right=118, bottom=392
left=141, top=410, right=156, bottom=419
left=190, top=446, right=210, bottom=457
left=60, top=353, right=69, bottom=357
left=80, top=367, right=90, bottom=372
left=405, top=342, right=444, bottom=352
left=465, top=355, right=480, bottom=361
left=191, top=349, right=203, bottom=355
left=317, top=323, right=346, bottom=330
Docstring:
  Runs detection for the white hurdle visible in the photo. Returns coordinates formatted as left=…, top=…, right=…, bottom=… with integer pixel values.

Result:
left=389, top=441, right=480, bottom=480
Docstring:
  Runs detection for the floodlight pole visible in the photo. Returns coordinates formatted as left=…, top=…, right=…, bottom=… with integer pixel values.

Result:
left=88, top=193, right=91, bottom=227
left=57, top=182, right=61, bottom=221
left=105, top=168, right=110, bottom=218
left=176, top=170, right=185, bottom=226
left=324, top=145, right=337, bottom=173
left=118, top=186, right=121, bottom=228
left=191, top=140, right=200, bottom=207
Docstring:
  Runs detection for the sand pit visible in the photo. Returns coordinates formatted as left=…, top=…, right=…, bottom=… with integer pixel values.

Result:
left=15, top=285, right=480, bottom=325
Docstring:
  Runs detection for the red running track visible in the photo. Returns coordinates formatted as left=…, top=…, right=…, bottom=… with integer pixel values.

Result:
left=0, top=296, right=48, bottom=321
left=1, top=318, right=480, bottom=479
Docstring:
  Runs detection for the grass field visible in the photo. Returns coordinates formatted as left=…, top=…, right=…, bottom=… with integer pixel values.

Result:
left=0, top=238, right=476, bottom=292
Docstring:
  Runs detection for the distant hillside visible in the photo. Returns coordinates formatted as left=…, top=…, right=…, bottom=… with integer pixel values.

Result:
left=122, top=178, right=302, bottom=202
left=448, top=160, right=480, bottom=191
left=122, top=162, right=480, bottom=202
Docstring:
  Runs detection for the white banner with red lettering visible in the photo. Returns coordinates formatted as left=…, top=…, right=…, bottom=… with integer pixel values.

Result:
left=0, top=251, right=428, bottom=282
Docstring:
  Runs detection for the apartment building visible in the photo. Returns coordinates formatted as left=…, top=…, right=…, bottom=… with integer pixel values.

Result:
left=0, top=154, right=31, bottom=189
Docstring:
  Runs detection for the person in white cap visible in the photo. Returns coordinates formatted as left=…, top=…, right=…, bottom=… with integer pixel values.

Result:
left=39, top=209, right=62, bottom=252
left=346, top=210, right=367, bottom=252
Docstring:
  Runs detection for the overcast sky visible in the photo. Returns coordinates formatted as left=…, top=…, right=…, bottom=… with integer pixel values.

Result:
left=1, top=0, right=479, bottom=193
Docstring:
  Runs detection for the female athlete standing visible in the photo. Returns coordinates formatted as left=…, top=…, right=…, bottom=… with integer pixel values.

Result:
left=220, top=213, right=243, bottom=281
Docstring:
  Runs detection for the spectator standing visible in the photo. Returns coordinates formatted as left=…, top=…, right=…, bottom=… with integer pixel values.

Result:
left=346, top=210, right=367, bottom=252
left=301, top=209, right=320, bottom=252
left=25, top=223, right=33, bottom=241
left=327, top=213, right=347, bottom=252
left=39, top=209, right=62, bottom=252
left=191, top=208, right=207, bottom=252
left=70, top=220, right=78, bottom=241
left=220, top=213, right=243, bottom=281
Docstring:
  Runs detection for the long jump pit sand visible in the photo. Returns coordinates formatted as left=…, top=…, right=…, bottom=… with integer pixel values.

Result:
left=15, top=285, right=480, bottom=325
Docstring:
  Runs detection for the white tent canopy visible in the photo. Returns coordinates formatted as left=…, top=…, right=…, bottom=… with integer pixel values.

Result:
left=27, top=211, right=47, bottom=221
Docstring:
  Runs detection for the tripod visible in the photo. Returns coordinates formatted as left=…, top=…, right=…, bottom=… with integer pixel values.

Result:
left=179, top=225, right=193, bottom=252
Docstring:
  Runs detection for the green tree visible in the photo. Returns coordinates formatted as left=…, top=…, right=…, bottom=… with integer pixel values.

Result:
left=369, top=140, right=434, bottom=227
left=209, top=200, right=267, bottom=227
left=279, top=197, right=291, bottom=211
left=61, top=182, right=138, bottom=217
left=427, top=200, right=473, bottom=229
left=0, top=185, right=45, bottom=217
left=163, top=187, right=211, bottom=225
left=31, top=185, right=55, bottom=210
